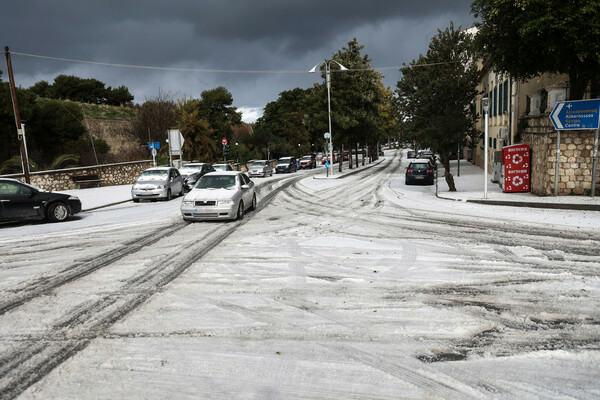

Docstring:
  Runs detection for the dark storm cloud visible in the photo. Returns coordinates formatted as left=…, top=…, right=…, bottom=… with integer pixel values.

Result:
left=1, top=1, right=474, bottom=121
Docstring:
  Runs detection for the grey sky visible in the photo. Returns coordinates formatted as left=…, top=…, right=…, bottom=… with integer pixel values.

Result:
left=1, top=1, right=475, bottom=122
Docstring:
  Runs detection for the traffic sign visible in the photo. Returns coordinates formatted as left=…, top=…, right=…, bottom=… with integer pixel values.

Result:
left=148, top=141, right=160, bottom=150
left=550, top=99, right=600, bottom=130
left=222, top=138, right=227, bottom=145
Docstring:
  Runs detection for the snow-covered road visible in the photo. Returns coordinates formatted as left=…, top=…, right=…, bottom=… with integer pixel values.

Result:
left=1, top=151, right=599, bottom=399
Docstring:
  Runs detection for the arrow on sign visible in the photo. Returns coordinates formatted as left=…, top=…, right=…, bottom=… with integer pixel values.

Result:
left=550, top=102, right=565, bottom=129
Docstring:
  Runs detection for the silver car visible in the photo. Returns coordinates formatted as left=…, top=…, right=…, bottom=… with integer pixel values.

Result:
left=248, top=160, right=272, bottom=177
left=131, top=167, right=184, bottom=202
left=180, top=171, right=256, bottom=221
left=212, top=163, right=234, bottom=171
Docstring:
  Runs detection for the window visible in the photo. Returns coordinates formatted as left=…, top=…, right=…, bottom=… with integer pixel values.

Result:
left=493, top=138, right=497, bottom=149
left=493, top=86, right=498, bottom=116
left=503, top=80, right=509, bottom=112
left=498, top=83, right=503, bottom=114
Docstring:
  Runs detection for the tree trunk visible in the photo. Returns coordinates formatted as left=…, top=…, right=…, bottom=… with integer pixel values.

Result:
left=361, top=142, right=365, bottom=165
left=568, top=71, right=588, bottom=100
left=442, top=154, right=457, bottom=191
left=348, top=142, right=353, bottom=169
left=339, top=144, right=343, bottom=173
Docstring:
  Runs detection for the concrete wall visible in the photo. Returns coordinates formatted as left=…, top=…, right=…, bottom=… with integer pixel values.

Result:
left=523, top=115, right=599, bottom=196
left=2, top=160, right=154, bottom=191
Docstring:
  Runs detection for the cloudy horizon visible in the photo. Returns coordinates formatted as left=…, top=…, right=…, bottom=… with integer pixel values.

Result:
left=1, top=1, right=475, bottom=123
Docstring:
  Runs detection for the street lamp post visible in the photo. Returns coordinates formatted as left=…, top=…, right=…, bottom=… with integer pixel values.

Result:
left=310, top=60, right=348, bottom=176
left=481, top=97, right=490, bottom=199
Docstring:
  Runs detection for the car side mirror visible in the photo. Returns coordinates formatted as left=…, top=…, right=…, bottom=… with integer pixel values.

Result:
left=241, top=184, right=250, bottom=190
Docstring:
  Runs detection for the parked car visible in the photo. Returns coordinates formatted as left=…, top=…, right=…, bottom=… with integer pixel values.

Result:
left=179, top=163, right=215, bottom=191
left=421, top=154, right=437, bottom=169
left=0, top=178, right=82, bottom=223
left=131, top=166, right=184, bottom=202
left=405, top=159, right=435, bottom=185
left=276, top=157, right=297, bottom=173
left=299, top=154, right=316, bottom=169
left=407, top=150, right=418, bottom=158
left=180, top=171, right=256, bottom=221
left=321, top=154, right=336, bottom=165
left=418, top=149, right=434, bottom=158
left=248, top=160, right=273, bottom=177
left=212, top=163, right=234, bottom=171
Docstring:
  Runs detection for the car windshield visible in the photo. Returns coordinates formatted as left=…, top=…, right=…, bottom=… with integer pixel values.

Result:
left=252, top=161, right=266, bottom=167
left=410, top=163, right=429, bottom=169
left=195, top=175, right=236, bottom=189
left=278, top=158, right=291, bottom=164
left=140, top=170, right=168, bottom=179
left=301, top=156, right=311, bottom=161
left=180, top=165, right=203, bottom=174
left=213, top=165, right=228, bottom=171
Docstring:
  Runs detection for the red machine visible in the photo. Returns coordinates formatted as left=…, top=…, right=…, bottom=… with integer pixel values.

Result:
left=502, top=144, right=530, bottom=192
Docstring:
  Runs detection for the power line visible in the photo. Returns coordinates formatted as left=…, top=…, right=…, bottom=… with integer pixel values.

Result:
left=7, top=50, right=462, bottom=74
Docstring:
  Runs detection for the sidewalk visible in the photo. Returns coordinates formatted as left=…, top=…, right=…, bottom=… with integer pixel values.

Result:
left=60, top=184, right=133, bottom=211
left=436, top=159, right=600, bottom=211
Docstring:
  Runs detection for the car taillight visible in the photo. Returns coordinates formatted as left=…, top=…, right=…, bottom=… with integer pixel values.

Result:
left=427, top=169, right=433, bottom=173
left=407, top=169, right=413, bottom=173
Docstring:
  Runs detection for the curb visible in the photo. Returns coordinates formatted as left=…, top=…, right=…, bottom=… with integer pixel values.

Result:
left=436, top=195, right=600, bottom=211
left=83, top=199, right=132, bottom=212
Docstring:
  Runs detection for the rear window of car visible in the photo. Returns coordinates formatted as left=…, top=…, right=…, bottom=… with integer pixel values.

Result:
left=409, top=163, right=429, bottom=169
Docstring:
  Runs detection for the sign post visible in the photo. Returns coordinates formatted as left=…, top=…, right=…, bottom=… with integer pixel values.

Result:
left=148, top=142, right=160, bottom=167
left=168, top=129, right=185, bottom=168
left=324, top=132, right=331, bottom=177
left=222, top=138, right=228, bottom=162
left=549, top=99, right=600, bottom=196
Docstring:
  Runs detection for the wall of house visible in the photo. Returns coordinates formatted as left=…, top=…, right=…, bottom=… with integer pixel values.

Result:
left=523, top=115, right=598, bottom=196
left=2, top=160, right=154, bottom=191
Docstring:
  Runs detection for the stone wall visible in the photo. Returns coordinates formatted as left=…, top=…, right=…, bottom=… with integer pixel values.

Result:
left=2, top=160, right=154, bottom=191
left=522, top=115, right=599, bottom=196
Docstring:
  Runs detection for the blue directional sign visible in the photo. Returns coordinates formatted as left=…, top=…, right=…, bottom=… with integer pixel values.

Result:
left=148, top=141, right=160, bottom=150
left=550, top=99, right=600, bottom=130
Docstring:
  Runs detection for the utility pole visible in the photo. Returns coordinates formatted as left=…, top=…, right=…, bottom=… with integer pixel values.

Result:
left=4, top=46, right=31, bottom=183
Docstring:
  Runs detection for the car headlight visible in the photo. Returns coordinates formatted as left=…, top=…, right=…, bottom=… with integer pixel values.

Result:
left=217, top=200, right=234, bottom=205
left=182, top=200, right=194, bottom=206
left=132, top=184, right=139, bottom=190
left=157, top=184, right=166, bottom=189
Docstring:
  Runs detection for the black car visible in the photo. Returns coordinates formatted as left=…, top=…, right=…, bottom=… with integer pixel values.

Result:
left=407, top=150, right=418, bottom=158
left=179, top=163, right=215, bottom=191
left=405, top=159, right=435, bottom=185
left=275, top=157, right=297, bottom=173
left=0, top=178, right=82, bottom=223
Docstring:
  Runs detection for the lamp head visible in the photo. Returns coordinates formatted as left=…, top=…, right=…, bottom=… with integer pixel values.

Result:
left=481, top=97, right=490, bottom=113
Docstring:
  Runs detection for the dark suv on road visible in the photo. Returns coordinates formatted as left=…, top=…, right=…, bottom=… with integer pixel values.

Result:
left=405, top=159, right=435, bottom=185
left=276, top=157, right=297, bottom=173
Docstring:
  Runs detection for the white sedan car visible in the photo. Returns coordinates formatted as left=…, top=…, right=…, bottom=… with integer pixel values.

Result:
left=180, top=171, right=256, bottom=221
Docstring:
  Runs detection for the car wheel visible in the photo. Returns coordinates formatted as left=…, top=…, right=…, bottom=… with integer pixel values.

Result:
left=270, top=170, right=273, bottom=176
left=47, top=202, right=69, bottom=222
left=165, top=189, right=172, bottom=201
left=236, top=201, right=244, bottom=220
left=249, top=194, right=257, bottom=211
left=133, top=198, right=140, bottom=203
left=179, top=187, right=184, bottom=196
